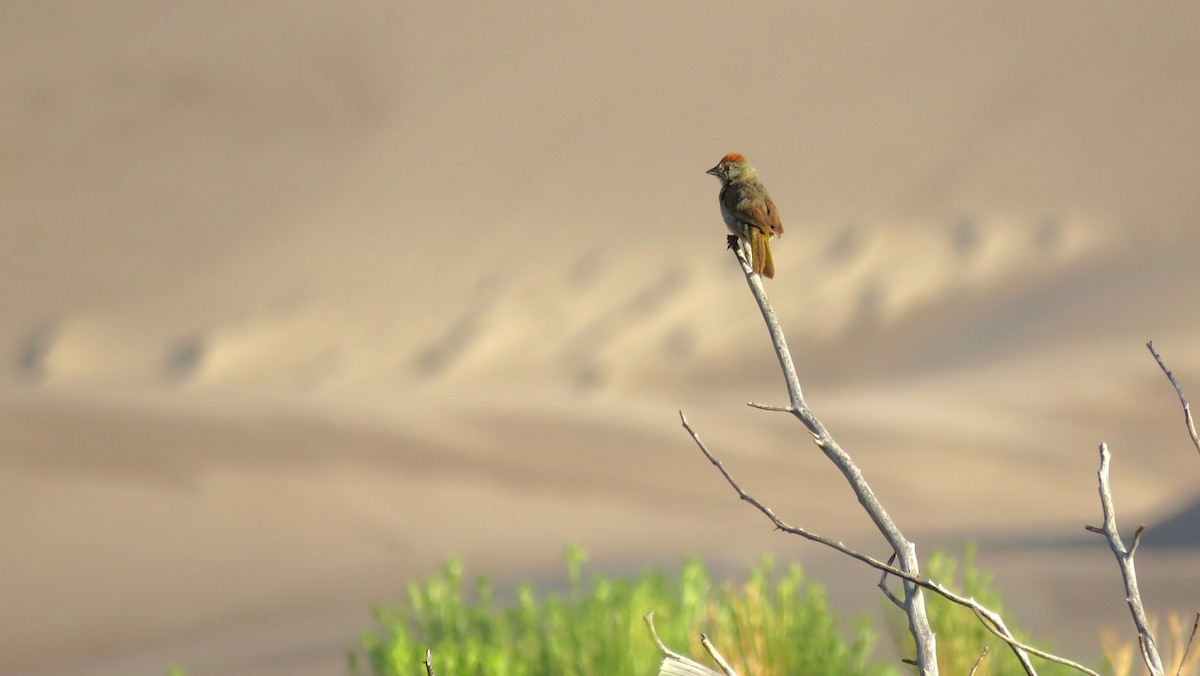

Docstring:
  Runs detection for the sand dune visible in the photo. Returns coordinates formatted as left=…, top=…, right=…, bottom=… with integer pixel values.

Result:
left=12, top=213, right=1114, bottom=392
left=3, top=2, right=1200, bottom=674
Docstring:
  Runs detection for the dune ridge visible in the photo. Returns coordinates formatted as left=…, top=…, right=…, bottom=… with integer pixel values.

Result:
left=11, top=210, right=1113, bottom=395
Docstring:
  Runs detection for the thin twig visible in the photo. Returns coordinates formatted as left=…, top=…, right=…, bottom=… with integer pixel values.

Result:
left=1088, top=443, right=1165, bottom=676
left=681, top=411, right=1097, bottom=676
left=700, top=634, right=739, bottom=676
left=1129, top=525, right=1147, bottom=558
left=747, top=402, right=795, bottom=413
left=423, top=648, right=435, bottom=676
left=969, top=646, right=991, bottom=676
left=644, top=612, right=682, bottom=660
left=644, top=613, right=724, bottom=676
left=1178, top=613, right=1200, bottom=676
left=879, top=553, right=905, bottom=609
left=1147, top=341, right=1200, bottom=457
left=732, top=244, right=805, bottom=409
left=966, top=606, right=1087, bottom=673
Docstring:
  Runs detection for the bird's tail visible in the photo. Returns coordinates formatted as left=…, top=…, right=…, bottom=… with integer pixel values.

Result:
left=751, top=229, right=775, bottom=279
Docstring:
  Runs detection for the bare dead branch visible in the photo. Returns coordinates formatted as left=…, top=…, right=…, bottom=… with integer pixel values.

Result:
left=747, top=401, right=795, bottom=413
left=969, top=646, right=991, bottom=676
left=1130, top=525, right=1147, bottom=558
left=644, top=612, right=724, bottom=676
left=1089, top=443, right=1165, bottom=676
left=964, top=606, right=1096, bottom=674
left=700, top=634, right=739, bottom=676
left=728, top=239, right=939, bottom=674
left=879, top=553, right=905, bottom=609
left=680, top=411, right=1098, bottom=676
left=1147, top=341, right=1200, bottom=457
left=423, top=648, right=435, bottom=676
left=1179, top=613, right=1200, bottom=676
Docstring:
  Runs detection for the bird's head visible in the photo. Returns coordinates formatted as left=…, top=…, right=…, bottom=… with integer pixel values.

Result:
left=706, top=153, right=755, bottom=183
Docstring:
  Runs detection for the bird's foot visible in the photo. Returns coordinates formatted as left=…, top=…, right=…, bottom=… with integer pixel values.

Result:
left=726, top=234, right=739, bottom=250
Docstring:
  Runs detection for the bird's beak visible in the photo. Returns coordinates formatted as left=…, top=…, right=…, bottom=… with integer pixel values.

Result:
left=706, top=165, right=719, bottom=176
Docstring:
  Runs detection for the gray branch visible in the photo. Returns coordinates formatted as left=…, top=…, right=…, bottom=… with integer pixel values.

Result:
left=700, top=634, right=738, bottom=676
left=1180, top=613, right=1200, bottom=674
left=1146, top=341, right=1200, bottom=458
left=681, top=412, right=1096, bottom=675
left=968, top=647, right=991, bottom=676
left=728, top=242, right=938, bottom=674
left=644, top=612, right=726, bottom=676
left=878, top=553, right=906, bottom=609
left=1085, top=443, right=1165, bottom=675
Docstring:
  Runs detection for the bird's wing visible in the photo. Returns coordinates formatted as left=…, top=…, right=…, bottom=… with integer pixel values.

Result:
left=763, top=195, right=783, bottom=238
left=739, top=197, right=784, bottom=239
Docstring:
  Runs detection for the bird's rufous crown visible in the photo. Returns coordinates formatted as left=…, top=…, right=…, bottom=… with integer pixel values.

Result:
left=720, top=152, right=746, bottom=164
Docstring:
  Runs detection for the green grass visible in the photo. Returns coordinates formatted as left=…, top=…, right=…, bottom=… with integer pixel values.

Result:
left=351, top=545, right=886, bottom=675
left=351, top=544, right=1098, bottom=675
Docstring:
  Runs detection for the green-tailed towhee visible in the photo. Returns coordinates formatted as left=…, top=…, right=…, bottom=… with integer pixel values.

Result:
left=707, top=153, right=784, bottom=278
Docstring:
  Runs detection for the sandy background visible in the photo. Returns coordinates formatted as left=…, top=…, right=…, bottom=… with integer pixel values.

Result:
left=3, top=2, right=1200, bottom=674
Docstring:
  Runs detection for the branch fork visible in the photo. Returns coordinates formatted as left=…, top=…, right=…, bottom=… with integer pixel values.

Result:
left=679, top=244, right=1199, bottom=676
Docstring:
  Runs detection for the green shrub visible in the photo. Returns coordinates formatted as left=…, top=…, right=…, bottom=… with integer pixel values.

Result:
left=351, top=545, right=1102, bottom=675
left=352, top=545, right=886, bottom=675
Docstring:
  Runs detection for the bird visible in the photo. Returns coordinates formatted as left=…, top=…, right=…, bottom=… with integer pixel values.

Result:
left=706, top=153, right=784, bottom=278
